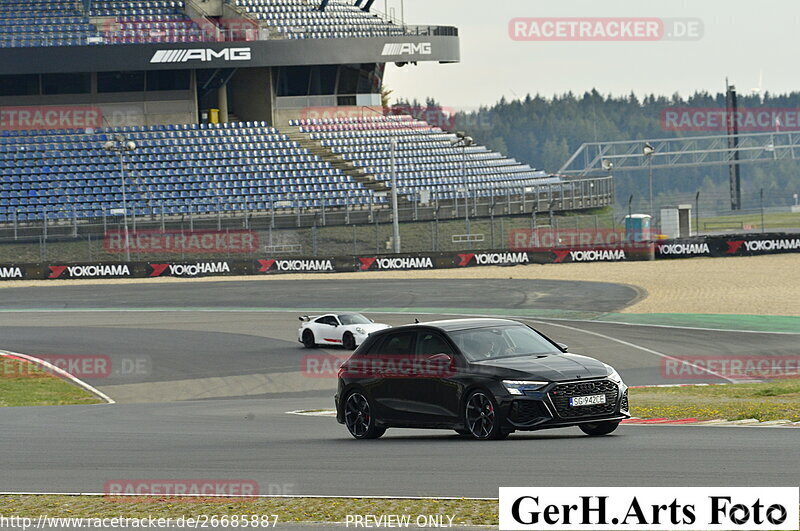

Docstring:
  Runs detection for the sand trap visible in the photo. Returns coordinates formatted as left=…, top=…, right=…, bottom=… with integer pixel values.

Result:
left=2, top=254, right=798, bottom=316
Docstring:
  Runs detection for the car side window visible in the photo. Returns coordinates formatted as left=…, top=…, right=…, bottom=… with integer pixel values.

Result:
left=416, top=332, right=455, bottom=357
left=373, top=331, right=415, bottom=356
left=315, top=316, right=337, bottom=326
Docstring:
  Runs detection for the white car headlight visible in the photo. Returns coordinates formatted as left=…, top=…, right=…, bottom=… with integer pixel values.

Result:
left=355, top=327, right=366, bottom=335
left=502, top=380, right=549, bottom=395
left=606, top=365, right=623, bottom=384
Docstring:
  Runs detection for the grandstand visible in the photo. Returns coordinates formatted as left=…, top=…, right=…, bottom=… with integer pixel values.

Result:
left=0, top=0, right=601, bottom=228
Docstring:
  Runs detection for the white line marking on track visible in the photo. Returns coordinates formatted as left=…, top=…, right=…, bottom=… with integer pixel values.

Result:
left=0, top=491, right=496, bottom=500
left=0, top=349, right=116, bottom=404
left=524, top=320, right=741, bottom=384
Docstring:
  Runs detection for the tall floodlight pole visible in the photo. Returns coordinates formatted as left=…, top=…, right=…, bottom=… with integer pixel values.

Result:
left=104, top=134, right=137, bottom=262
left=451, top=132, right=474, bottom=243
left=643, top=142, right=655, bottom=219
left=390, top=138, right=400, bottom=253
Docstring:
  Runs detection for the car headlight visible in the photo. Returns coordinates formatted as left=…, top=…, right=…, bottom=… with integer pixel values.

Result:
left=502, top=380, right=549, bottom=396
left=355, top=327, right=366, bottom=335
left=606, top=365, right=623, bottom=384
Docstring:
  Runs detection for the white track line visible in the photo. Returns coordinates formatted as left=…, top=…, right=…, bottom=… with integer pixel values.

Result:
left=0, top=308, right=797, bottom=335
left=525, top=320, right=741, bottom=384
left=0, top=491, right=495, bottom=500
left=0, top=350, right=115, bottom=404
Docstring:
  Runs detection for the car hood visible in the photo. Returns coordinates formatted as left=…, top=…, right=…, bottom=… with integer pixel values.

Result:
left=471, top=353, right=609, bottom=382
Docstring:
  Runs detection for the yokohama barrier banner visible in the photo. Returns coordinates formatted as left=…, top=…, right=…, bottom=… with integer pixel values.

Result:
left=656, top=233, right=800, bottom=259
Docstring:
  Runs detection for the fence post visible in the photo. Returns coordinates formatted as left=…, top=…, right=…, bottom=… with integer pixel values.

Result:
left=490, top=205, right=495, bottom=248
left=189, top=206, right=194, bottom=231
left=13, top=210, right=18, bottom=240
left=103, top=207, right=107, bottom=234
left=413, top=193, right=418, bottom=221
left=322, top=198, right=327, bottom=226
left=42, top=207, right=48, bottom=242
left=72, top=207, right=78, bottom=238
left=353, top=224, right=357, bottom=255
left=132, top=206, right=137, bottom=233
left=216, top=198, right=221, bottom=231
left=243, top=203, right=248, bottom=230
left=345, top=196, right=350, bottom=225
left=312, top=223, right=318, bottom=256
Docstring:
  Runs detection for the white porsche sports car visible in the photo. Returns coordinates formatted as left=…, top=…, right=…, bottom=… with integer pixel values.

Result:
left=298, top=313, right=391, bottom=350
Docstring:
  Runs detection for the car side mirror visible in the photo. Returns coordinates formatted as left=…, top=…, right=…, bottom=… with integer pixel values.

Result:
left=557, top=343, right=569, bottom=352
left=369, top=319, right=375, bottom=323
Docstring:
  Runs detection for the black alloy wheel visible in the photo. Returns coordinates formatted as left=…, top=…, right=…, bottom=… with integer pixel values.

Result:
left=344, top=391, right=385, bottom=439
left=464, top=391, right=508, bottom=440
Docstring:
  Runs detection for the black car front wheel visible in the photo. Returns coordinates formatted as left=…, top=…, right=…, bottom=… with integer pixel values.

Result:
left=579, top=420, right=620, bottom=436
left=342, top=332, right=356, bottom=350
left=344, top=391, right=385, bottom=439
left=464, top=391, right=508, bottom=440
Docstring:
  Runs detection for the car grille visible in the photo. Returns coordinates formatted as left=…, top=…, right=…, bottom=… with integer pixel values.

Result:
left=549, top=379, right=619, bottom=418
left=620, top=389, right=629, bottom=412
left=509, top=400, right=549, bottom=425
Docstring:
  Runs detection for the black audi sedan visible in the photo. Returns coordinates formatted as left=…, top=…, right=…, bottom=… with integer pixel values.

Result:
left=335, top=318, right=629, bottom=440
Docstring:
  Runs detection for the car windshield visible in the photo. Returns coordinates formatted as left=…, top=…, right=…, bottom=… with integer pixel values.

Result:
left=447, top=325, right=561, bottom=361
left=338, top=314, right=371, bottom=325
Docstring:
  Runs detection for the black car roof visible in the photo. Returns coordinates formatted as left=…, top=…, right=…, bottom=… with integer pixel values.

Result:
left=384, top=318, right=524, bottom=333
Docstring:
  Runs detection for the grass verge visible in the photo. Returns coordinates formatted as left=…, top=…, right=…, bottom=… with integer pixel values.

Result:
left=0, top=358, right=102, bottom=407
left=630, top=380, right=800, bottom=421
left=0, top=495, right=497, bottom=526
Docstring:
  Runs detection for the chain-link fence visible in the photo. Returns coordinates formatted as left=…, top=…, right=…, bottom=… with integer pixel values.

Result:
left=0, top=179, right=615, bottom=262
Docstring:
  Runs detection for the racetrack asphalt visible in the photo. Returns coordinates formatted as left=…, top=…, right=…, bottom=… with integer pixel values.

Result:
left=0, top=278, right=798, bottom=496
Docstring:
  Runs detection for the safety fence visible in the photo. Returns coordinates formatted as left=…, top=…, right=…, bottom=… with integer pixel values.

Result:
left=0, top=232, right=797, bottom=281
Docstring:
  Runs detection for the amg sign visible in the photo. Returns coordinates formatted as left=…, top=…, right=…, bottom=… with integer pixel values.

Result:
left=149, top=48, right=252, bottom=64
left=381, top=42, right=432, bottom=56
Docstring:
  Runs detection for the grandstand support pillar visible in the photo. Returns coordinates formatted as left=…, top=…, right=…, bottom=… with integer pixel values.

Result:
left=132, top=207, right=137, bottom=233
left=345, top=197, right=350, bottom=224
left=72, top=207, right=78, bottom=238
left=368, top=196, right=374, bottom=224
left=43, top=207, right=48, bottom=242
left=390, top=138, right=401, bottom=253
left=12, top=211, right=18, bottom=240
left=216, top=200, right=222, bottom=231
left=413, top=193, right=418, bottom=221
left=218, top=84, right=229, bottom=123
left=243, top=204, right=248, bottom=229
left=322, top=200, right=327, bottom=226
left=189, top=207, right=194, bottom=231
left=270, top=199, right=275, bottom=229
left=520, top=187, right=526, bottom=213
left=103, top=208, right=107, bottom=234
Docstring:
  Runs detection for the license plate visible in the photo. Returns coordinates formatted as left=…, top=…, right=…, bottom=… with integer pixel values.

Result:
left=570, top=394, right=606, bottom=407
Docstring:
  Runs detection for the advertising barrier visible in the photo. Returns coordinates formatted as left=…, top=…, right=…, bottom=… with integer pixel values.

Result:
left=0, top=232, right=796, bottom=281
left=655, top=232, right=800, bottom=259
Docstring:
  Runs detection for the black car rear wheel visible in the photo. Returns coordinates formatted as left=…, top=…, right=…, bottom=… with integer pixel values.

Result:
left=464, top=391, right=508, bottom=440
left=344, top=391, right=385, bottom=440
left=302, top=329, right=316, bottom=348
left=579, top=420, right=620, bottom=436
